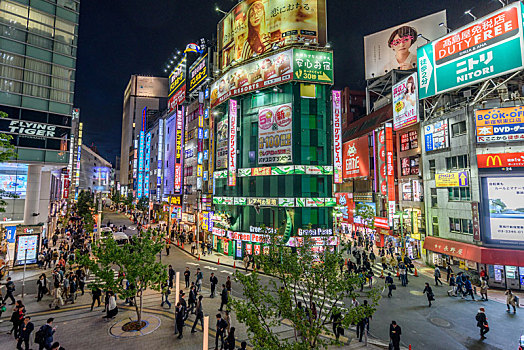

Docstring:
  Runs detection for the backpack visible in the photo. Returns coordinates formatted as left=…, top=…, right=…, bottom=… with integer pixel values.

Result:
left=34, top=327, right=45, bottom=344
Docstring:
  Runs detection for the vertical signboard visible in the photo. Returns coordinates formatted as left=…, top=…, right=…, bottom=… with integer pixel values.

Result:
left=144, top=132, right=151, bottom=197
left=342, top=135, right=370, bottom=179
left=392, top=72, right=419, bottom=131
left=424, top=120, right=449, bottom=152
left=418, top=3, right=524, bottom=99
left=228, top=100, right=237, bottom=186
left=471, top=202, right=480, bottom=241
left=332, top=90, right=342, bottom=183
left=174, top=107, right=185, bottom=194
left=385, top=123, right=395, bottom=226
left=137, top=131, right=145, bottom=198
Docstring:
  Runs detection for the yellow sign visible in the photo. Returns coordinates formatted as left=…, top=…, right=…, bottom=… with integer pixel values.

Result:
left=169, top=196, right=182, bottom=205
left=435, top=171, right=469, bottom=187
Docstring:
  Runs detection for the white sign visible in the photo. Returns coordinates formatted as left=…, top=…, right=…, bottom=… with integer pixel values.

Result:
left=364, top=11, right=447, bottom=79
left=332, top=90, right=342, bottom=183
left=486, top=177, right=524, bottom=241
left=228, top=99, right=237, bottom=186
left=258, top=103, right=293, bottom=164
left=8, top=120, right=56, bottom=137
left=393, top=72, right=419, bottom=131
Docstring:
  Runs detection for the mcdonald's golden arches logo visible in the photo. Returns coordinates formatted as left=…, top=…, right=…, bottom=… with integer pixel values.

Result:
left=486, top=155, right=502, bottom=167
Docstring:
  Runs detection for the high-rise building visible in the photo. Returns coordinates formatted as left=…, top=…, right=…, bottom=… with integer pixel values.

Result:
left=119, top=75, right=167, bottom=194
left=78, top=144, right=111, bottom=193
left=0, top=0, right=80, bottom=227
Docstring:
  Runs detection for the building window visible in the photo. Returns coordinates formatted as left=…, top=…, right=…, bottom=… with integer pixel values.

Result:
left=430, top=188, right=437, bottom=207
left=432, top=216, right=439, bottom=236
left=428, top=159, right=436, bottom=179
left=451, top=121, right=467, bottom=136
left=448, top=187, right=471, bottom=201
left=449, top=217, right=473, bottom=234
left=446, top=154, right=468, bottom=170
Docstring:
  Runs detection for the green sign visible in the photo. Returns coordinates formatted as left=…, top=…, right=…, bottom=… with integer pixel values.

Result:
left=293, top=49, right=333, bottom=84
left=418, top=3, right=524, bottom=99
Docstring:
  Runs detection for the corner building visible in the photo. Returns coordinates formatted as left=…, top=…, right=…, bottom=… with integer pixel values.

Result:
left=211, top=48, right=335, bottom=258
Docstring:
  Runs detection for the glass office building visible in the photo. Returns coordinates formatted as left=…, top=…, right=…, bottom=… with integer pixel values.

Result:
left=0, top=0, right=79, bottom=225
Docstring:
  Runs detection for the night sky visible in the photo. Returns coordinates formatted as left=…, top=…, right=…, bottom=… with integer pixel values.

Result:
left=74, top=0, right=500, bottom=164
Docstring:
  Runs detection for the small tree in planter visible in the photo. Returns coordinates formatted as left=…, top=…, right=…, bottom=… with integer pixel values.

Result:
left=78, top=230, right=167, bottom=329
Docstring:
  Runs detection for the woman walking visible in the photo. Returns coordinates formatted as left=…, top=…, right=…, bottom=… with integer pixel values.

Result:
left=480, top=277, right=488, bottom=301
left=423, top=282, right=434, bottom=307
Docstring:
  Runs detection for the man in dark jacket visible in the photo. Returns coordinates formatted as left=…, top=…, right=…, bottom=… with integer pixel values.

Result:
left=184, top=267, right=191, bottom=288
left=168, top=265, right=175, bottom=288
left=16, top=316, right=34, bottom=350
left=38, top=318, right=56, bottom=350
left=389, top=321, right=401, bottom=350
left=175, top=303, right=185, bottom=339
left=215, top=313, right=228, bottom=349
left=385, top=273, right=395, bottom=298
left=210, top=273, right=218, bottom=298
left=219, top=284, right=228, bottom=311
left=476, top=307, right=489, bottom=339
left=2, top=277, right=16, bottom=304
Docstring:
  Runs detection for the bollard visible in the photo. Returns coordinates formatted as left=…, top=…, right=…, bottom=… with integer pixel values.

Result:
left=414, top=268, right=418, bottom=277
left=217, top=258, right=220, bottom=265
left=233, top=261, right=236, bottom=269
left=198, top=254, right=200, bottom=261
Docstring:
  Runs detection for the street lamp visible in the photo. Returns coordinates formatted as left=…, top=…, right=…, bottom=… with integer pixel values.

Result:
left=215, top=6, right=227, bottom=15
left=464, top=10, right=477, bottom=21
left=439, top=22, right=452, bottom=33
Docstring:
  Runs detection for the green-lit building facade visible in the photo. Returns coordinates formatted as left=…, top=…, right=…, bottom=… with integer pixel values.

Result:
left=210, top=47, right=336, bottom=258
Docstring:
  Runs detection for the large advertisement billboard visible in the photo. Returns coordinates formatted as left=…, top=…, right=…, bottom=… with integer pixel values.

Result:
left=364, top=11, right=446, bottom=79
left=418, top=3, right=524, bottom=99
left=392, top=72, right=419, bottom=131
left=216, top=118, right=228, bottom=169
left=168, top=57, right=187, bottom=112
left=210, top=48, right=333, bottom=108
left=258, top=103, right=293, bottom=164
left=174, top=107, right=185, bottom=194
left=188, top=54, right=208, bottom=93
left=217, top=0, right=327, bottom=71
left=342, top=135, right=369, bottom=179
left=483, top=176, right=524, bottom=244
left=475, top=106, right=524, bottom=143
left=424, top=120, right=449, bottom=152
left=332, top=90, right=342, bottom=183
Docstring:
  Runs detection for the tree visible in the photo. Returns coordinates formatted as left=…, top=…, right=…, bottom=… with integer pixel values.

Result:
left=123, top=192, right=134, bottom=208
left=78, top=230, right=167, bottom=327
left=231, top=234, right=380, bottom=349
left=355, top=203, right=376, bottom=231
left=111, top=191, right=122, bottom=205
left=76, top=190, right=95, bottom=232
left=0, top=110, right=17, bottom=213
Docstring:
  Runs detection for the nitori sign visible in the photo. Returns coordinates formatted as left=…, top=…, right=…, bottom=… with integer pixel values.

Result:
left=418, top=3, right=524, bottom=99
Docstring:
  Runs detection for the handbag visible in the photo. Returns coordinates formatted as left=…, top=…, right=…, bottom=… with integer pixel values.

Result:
left=389, top=340, right=394, bottom=350
left=391, top=284, right=397, bottom=290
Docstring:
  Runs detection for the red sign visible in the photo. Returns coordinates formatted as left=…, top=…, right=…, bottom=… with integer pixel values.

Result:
left=335, top=193, right=354, bottom=225
left=477, top=153, right=524, bottom=168
left=435, top=6, right=518, bottom=63
left=343, top=135, right=369, bottom=179
left=254, top=244, right=261, bottom=255
left=245, top=243, right=253, bottom=255
left=374, top=217, right=389, bottom=229
left=168, top=85, right=186, bottom=113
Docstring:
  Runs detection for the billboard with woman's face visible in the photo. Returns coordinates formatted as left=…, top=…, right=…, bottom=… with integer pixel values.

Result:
left=218, top=0, right=327, bottom=71
left=364, top=11, right=446, bottom=79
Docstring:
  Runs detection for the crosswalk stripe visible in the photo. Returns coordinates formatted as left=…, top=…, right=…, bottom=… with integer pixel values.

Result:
left=288, top=283, right=345, bottom=306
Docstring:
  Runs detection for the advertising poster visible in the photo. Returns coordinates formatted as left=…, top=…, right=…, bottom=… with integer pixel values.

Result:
left=188, top=54, right=208, bottom=93
left=216, top=119, right=228, bottom=169
left=228, top=100, right=238, bottom=186
left=418, top=3, right=524, bottom=98
left=15, top=234, right=38, bottom=265
left=258, top=103, right=293, bottom=164
left=335, top=193, right=354, bottom=224
left=424, top=120, right=449, bottom=151
left=475, top=106, right=524, bottom=143
left=218, top=0, right=327, bottom=70
left=486, top=177, right=524, bottom=242
left=210, top=48, right=333, bottom=107
left=211, top=49, right=293, bottom=107
left=342, top=135, right=369, bottom=179
left=364, top=11, right=446, bottom=79
left=332, top=90, right=342, bottom=183
left=392, top=72, right=419, bottom=131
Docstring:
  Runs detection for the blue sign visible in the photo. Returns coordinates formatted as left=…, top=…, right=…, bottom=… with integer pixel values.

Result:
left=205, top=89, right=209, bottom=100
left=198, top=128, right=203, bottom=140
left=424, top=121, right=449, bottom=152
left=204, top=129, right=209, bottom=139
left=5, top=226, right=16, bottom=243
left=458, top=171, right=468, bottom=187
left=203, top=150, right=208, bottom=160
left=197, top=152, right=203, bottom=165
left=203, top=171, right=208, bottom=181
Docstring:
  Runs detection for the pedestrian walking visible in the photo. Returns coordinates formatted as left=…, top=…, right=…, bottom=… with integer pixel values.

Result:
left=446, top=265, right=453, bottom=283
left=226, top=276, right=232, bottom=293
left=423, top=282, right=434, bottom=307
left=475, top=307, right=489, bottom=339
left=103, top=292, right=118, bottom=319
left=224, top=326, right=236, bottom=350
left=331, top=311, right=343, bottom=341
left=219, top=284, right=228, bottom=311
left=175, top=302, right=185, bottom=339
left=36, top=318, right=56, bottom=350
left=463, top=275, right=475, bottom=301
left=90, top=286, right=102, bottom=311
left=184, top=267, right=191, bottom=288
left=505, top=289, right=517, bottom=313
left=2, top=277, right=16, bottom=305
left=191, top=295, right=204, bottom=333
left=224, top=310, right=231, bottom=335
left=37, top=274, right=47, bottom=302
left=215, top=313, right=228, bottom=350
left=480, top=277, right=488, bottom=301
left=399, top=263, right=407, bottom=287
left=168, top=265, right=175, bottom=288
left=195, top=268, right=203, bottom=292
left=188, top=286, right=197, bottom=314
left=385, top=273, right=395, bottom=298
left=389, top=321, right=402, bottom=350
left=166, top=242, right=170, bottom=256
left=210, top=273, right=218, bottom=298
left=434, top=266, right=443, bottom=286
left=161, top=282, right=172, bottom=308
left=16, top=316, right=34, bottom=350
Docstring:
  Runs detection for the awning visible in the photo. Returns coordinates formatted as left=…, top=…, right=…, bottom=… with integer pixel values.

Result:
left=424, top=236, right=524, bottom=266
left=342, top=104, right=393, bottom=142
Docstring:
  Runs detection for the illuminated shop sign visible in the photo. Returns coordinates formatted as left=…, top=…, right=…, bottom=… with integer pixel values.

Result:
left=332, top=90, right=342, bottom=183
left=258, top=103, right=292, bottom=164
left=475, top=106, right=524, bottom=143
left=228, top=99, right=237, bottom=186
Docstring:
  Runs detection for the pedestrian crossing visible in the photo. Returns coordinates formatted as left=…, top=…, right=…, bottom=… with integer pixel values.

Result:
left=85, top=269, right=120, bottom=285
left=288, top=282, right=345, bottom=307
